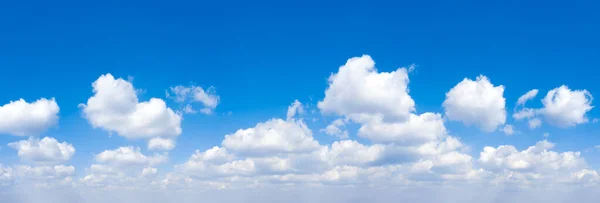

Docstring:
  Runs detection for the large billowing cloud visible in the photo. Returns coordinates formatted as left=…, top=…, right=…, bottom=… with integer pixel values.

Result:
left=0, top=98, right=59, bottom=136
left=8, top=137, right=75, bottom=165
left=318, top=55, right=415, bottom=123
left=443, top=75, right=506, bottom=132
left=80, top=74, right=182, bottom=151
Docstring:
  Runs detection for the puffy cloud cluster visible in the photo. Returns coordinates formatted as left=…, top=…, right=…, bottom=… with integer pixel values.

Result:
left=81, top=74, right=182, bottom=138
left=8, top=137, right=75, bottom=165
left=81, top=146, right=168, bottom=188
left=480, top=140, right=596, bottom=185
left=443, top=75, right=506, bottom=132
left=317, top=55, right=415, bottom=122
left=357, top=113, right=447, bottom=145
left=0, top=98, right=59, bottom=136
left=513, top=86, right=593, bottom=128
left=168, top=55, right=488, bottom=189
left=166, top=56, right=599, bottom=189
left=80, top=74, right=182, bottom=150
left=222, top=118, right=320, bottom=155
left=3, top=56, right=600, bottom=196
left=540, top=86, right=593, bottom=127
left=0, top=164, right=76, bottom=188
left=480, top=140, right=585, bottom=172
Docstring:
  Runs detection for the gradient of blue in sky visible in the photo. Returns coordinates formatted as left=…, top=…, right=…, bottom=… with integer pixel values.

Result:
left=0, top=0, right=600, bottom=202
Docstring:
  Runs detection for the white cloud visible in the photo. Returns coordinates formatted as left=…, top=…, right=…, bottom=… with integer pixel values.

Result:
left=325, top=140, right=385, bottom=166
left=516, top=89, right=539, bottom=106
left=321, top=119, right=349, bottom=139
left=0, top=98, right=59, bottom=136
left=286, top=100, right=304, bottom=120
left=318, top=55, right=415, bottom=123
left=80, top=163, right=164, bottom=188
left=80, top=74, right=182, bottom=139
left=189, top=146, right=234, bottom=164
left=443, top=75, right=506, bottom=132
left=182, top=104, right=197, bottom=114
left=513, top=108, right=536, bottom=120
left=358, top=113, right=447, bottom=145
left=222, top=118, right=320, bottom=156
left=512, top=86, right=593, bottom=129
left=5, top=55, right=600, bottom=198
left=141, top=167, right=158, bottom=177
left=529, top=118, right=542, bottom=129
left=502, top=125, right=515, bottom=135
left=13, top=164, right=75, bottom=179
left=0, top=165, right=11, bottom=186
left=0, top=164, right=76, bottom=188
left=95, top=146, right=167, bottom=167
left=148, top=137, right=175, bottom=151
left=168, top=85, right=220, bottom=115
left=540, top=85, right=593, bottom=128
left=479, top=140, right=586, bottom=173
left=8, top=137, right=75, bottom=165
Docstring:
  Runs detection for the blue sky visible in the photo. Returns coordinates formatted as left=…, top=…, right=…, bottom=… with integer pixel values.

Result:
left=1, top=1, right=600, bottom=202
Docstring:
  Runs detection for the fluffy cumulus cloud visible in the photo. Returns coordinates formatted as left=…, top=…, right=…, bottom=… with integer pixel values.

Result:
left=167, top=85, right=220, bottom=115
left=358, top=112, right=447, bottom=145
left=147, top=137, right=175, bottom=151
left=540, top=86, right=593, bottom=127
left=480, top=140, right=584, bottom=172
left=222, top=118, right=320, bottom=156
left=8, top=137, right=75, bottom=165
left=443, top=75, right=506, bottom=132
left=479, top=140, right=596, bottom=185
left=79, top=146, right=169, bottom=188
left=512, top=86, right=593, bottom=128
left=318, top=55, right=415, bottom=122
left=170, top=80, right=479, bottom=188
left=0, top=98, right=59, bottom=136
left=80, top=74, right=182, bottom=139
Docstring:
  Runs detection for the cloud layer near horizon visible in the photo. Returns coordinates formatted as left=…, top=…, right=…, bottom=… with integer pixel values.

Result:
left=0, top=55, right=597, bottom=203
